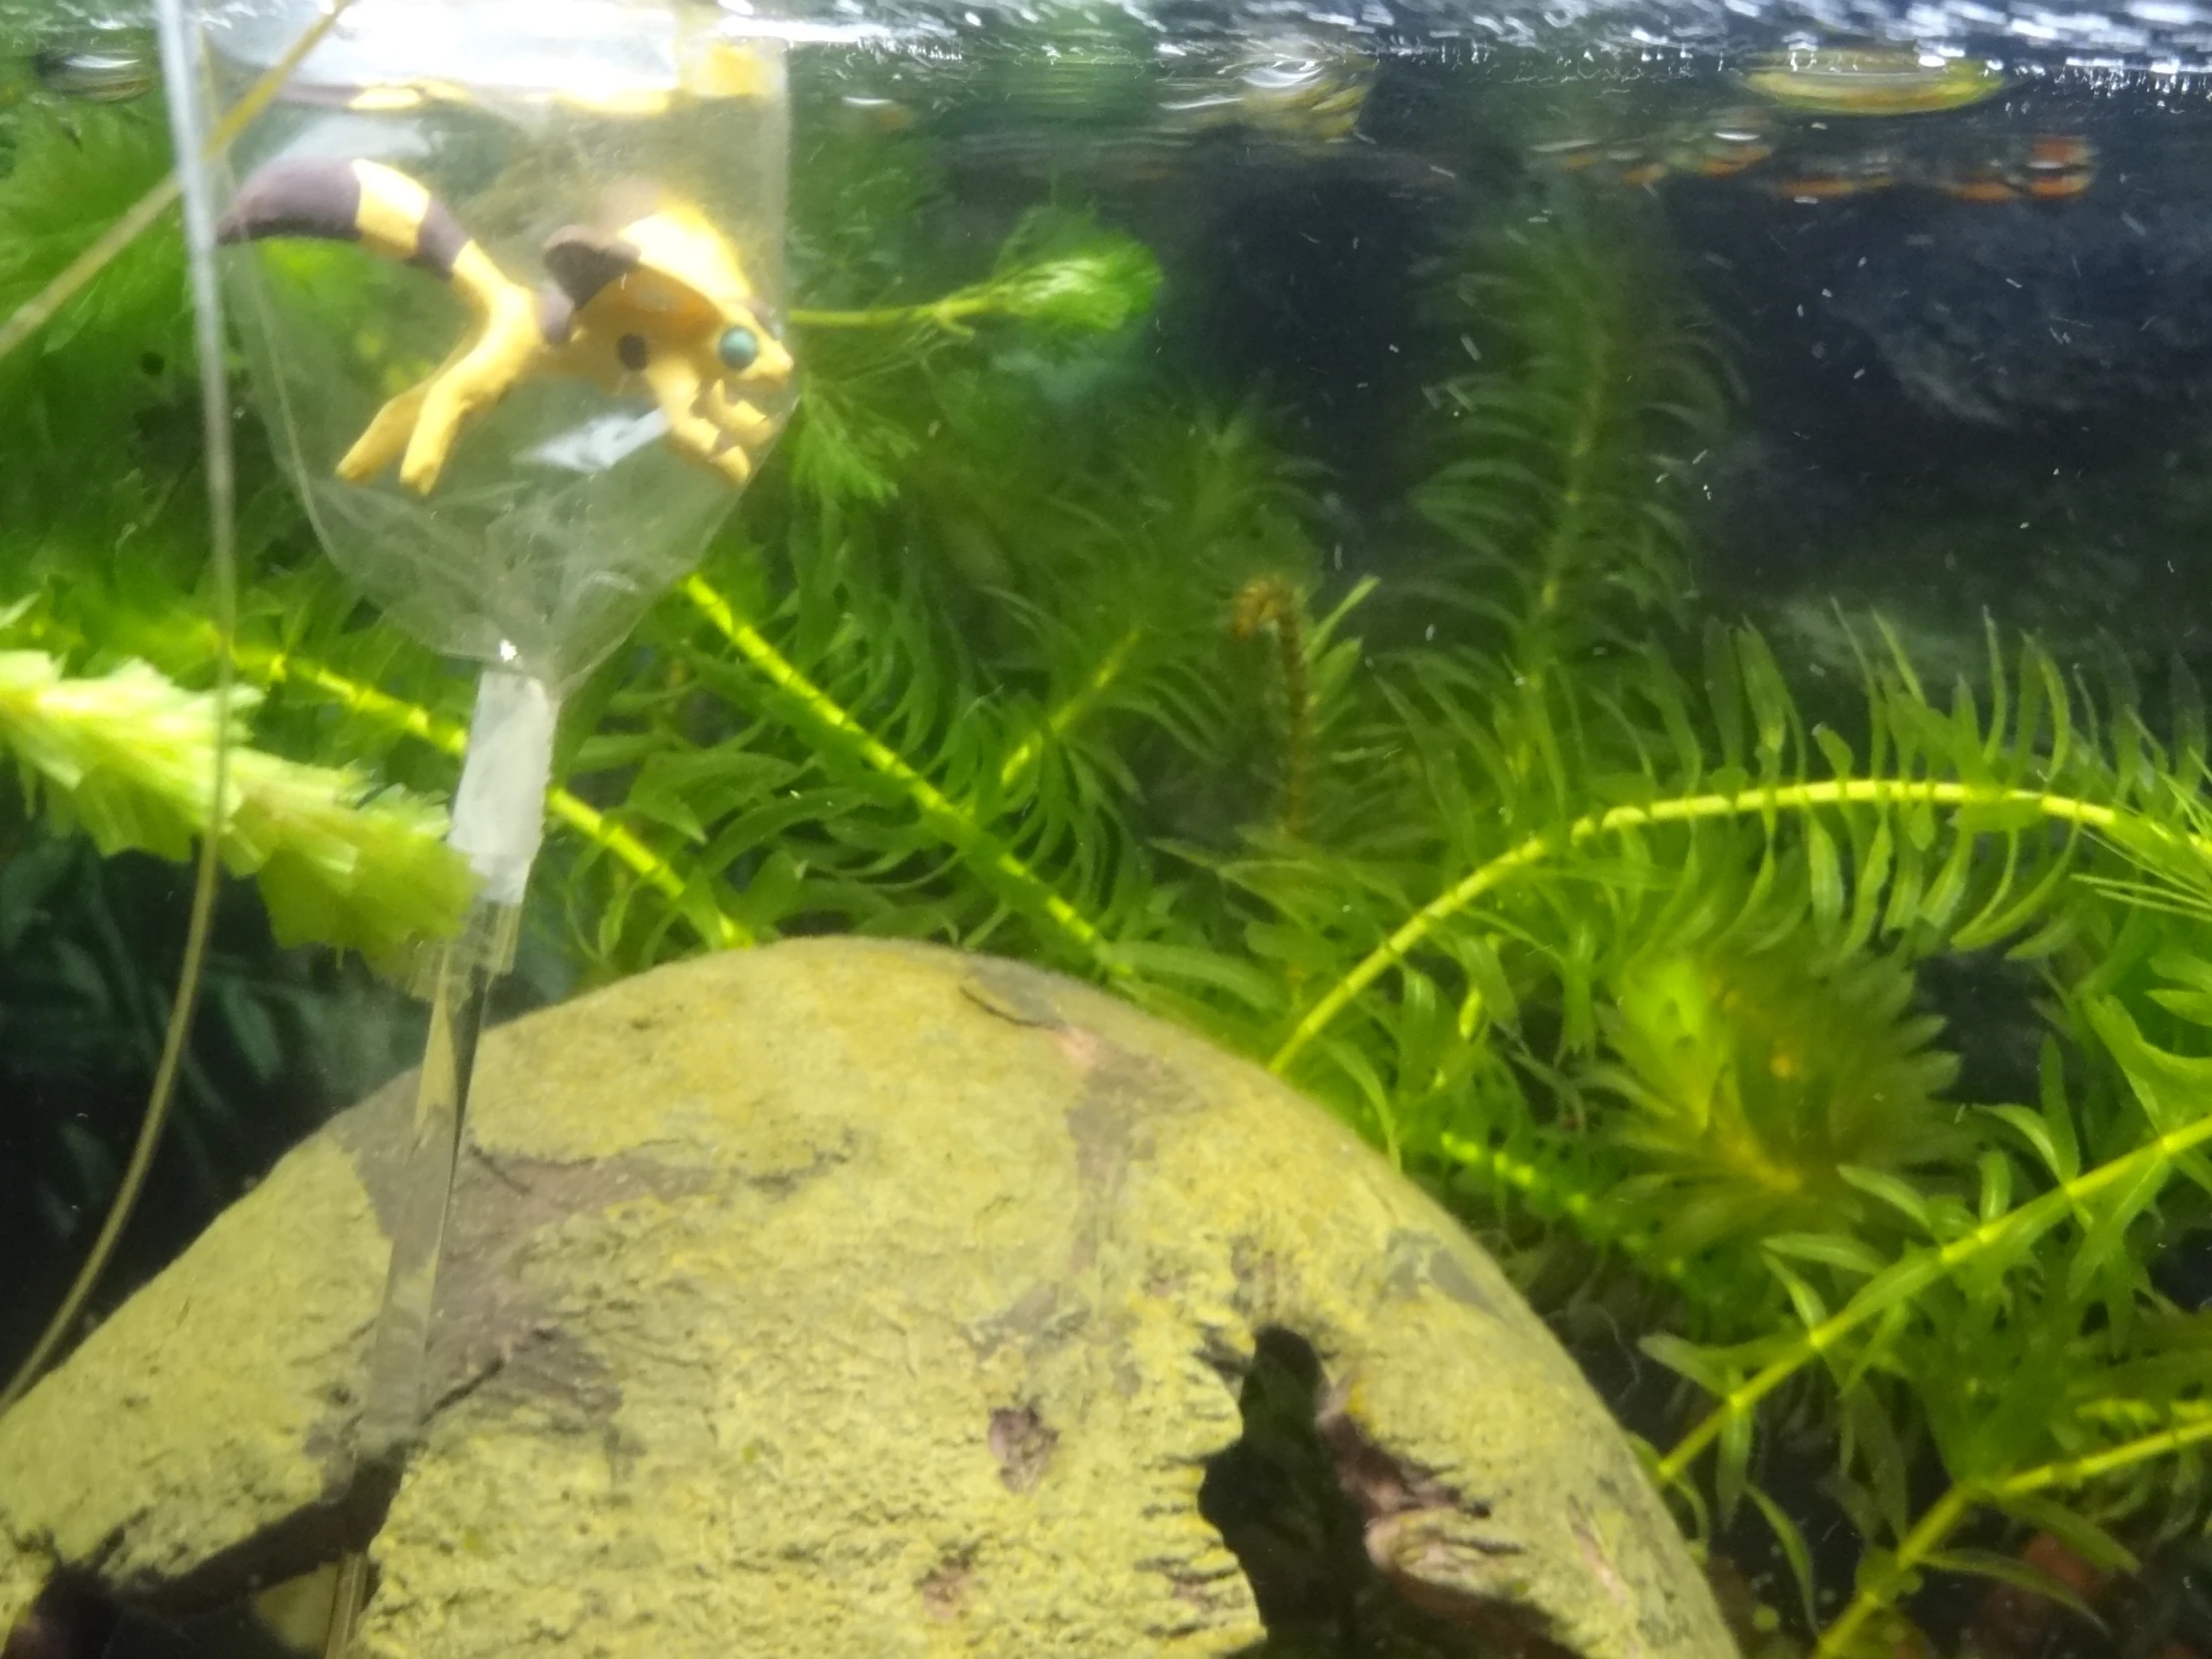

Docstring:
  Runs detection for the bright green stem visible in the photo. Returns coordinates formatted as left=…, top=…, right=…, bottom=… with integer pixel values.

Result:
left=1658, top=1105, right=2212, bottom=1493
left=229, top=639, right=749, bottom=950
left=1814, top=1485, right=1972, bottom=1659
left=1271, top=776, right=2191, bottom=1075
left=1814, top=1407, right=2212, bottom=1656
left=681, top=574, right=1125, bottom=976
left=998, top=626, right=1143, bottom=792
left=790, top=297, right=995, bottom=335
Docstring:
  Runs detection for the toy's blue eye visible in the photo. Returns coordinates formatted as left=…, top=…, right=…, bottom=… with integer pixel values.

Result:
left=718, top=326, right=759, bottom=371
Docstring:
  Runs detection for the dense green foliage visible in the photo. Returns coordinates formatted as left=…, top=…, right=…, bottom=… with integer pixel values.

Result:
left=5, top=50, right=2212, bottom=1659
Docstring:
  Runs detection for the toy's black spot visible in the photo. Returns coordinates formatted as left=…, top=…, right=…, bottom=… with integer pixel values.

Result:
left=717, top=325, right=759, bottom=372
left=616, top=333, right=649, bottom=372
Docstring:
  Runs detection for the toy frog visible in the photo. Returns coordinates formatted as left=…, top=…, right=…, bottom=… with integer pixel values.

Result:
left=216, top=157, right=794, bottom=493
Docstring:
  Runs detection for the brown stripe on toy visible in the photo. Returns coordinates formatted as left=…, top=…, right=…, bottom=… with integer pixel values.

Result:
left=409, top=197, right=469, bottom=280
left=541, top=226, right=641, bottom=311
left=215, top=157, right=363, bottom=248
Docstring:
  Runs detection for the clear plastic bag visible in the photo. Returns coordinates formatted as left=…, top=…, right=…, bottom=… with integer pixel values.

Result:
left=207, top=0, right=794, bottom=694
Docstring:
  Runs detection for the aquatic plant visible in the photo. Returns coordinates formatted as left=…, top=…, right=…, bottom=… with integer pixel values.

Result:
left=10, top=60, right=2212, bottom=1659
left=1585, top=931, right=1968, bottom=1266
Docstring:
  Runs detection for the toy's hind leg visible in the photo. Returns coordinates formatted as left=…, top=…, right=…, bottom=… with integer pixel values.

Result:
left=220, top=158, right=546, bottom=494
left=394, top=251, right=543, bottom=493
left=338, top=370, right=441, bottom=483
left=337, top=323, right=487, bottom=482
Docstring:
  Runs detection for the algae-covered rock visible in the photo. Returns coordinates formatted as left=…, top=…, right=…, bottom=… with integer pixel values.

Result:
left=0, top=938, right=1735, bottom=1658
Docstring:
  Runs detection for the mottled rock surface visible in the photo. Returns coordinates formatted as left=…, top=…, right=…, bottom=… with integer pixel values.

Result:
left=0, top=938, right=1734, bottom=1658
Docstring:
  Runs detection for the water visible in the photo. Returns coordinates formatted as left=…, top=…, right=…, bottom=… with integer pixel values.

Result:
left=7, top=2, right=2212, bottom=1657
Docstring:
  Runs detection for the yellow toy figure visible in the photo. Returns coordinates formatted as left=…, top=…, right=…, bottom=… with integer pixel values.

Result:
left=217, top=157, right=795, bottom=493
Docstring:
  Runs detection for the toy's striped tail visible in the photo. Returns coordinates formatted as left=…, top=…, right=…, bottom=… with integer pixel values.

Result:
left=217, top=157, right=474, bottom=280
left=217, top=157, right=546, bottom=492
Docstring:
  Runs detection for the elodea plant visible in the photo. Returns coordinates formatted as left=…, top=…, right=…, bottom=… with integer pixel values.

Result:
left=4, top=60, right=2210, bottom=1657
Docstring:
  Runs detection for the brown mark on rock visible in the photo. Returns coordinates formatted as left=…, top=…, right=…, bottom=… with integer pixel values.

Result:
left=1164, top=1555, right=1251, bottom=1620
left=1316, top=1385, right=1474, bottom=1542
left=988, top=1404, right=1058, bottom=1493
left=1317, top=1388, right=1580, bottom=1657
left=958, top=963, right=1067, bottom=1029
left=918, top=1548, right=977, bottom=1620
left=963, top=1282, right=1078, bottom=1362
left=1381, top=1228, right=1501, bottom=1321
left=735, top=1126, right=859, bottom=1198
left=1228, top=1233, right=1297, bottom=1319
left=421, top=1146, right=716, bottom=1424
left=1062, top=1042, right=1200, bottom=1278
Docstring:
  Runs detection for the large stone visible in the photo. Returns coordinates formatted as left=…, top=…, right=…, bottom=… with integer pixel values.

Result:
left=0, top=938, right=1734, bottom=1658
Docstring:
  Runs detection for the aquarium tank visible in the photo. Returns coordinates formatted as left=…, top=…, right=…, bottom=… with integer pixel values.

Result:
left=4, top=0, right=2212, bottom=1650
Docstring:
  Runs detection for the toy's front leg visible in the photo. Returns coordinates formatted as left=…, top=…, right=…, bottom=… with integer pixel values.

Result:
left=642, top=353, right=760, bottom=485
left=704, top=379, right=779, bottom=450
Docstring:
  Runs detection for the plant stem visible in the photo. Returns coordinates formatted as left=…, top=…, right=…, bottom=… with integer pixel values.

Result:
left=1232, top=579, right=1314, bottom=838
left=1814, top=1407, right=2212, bottom=1655
left=1525, top=303, right=1607, bottom=646
left=1813, top=1486, right=1971, bottom=1658
left=998, top=625, right=1142, bottom=792
left=790, top=297, right=989, bottom=334
left=1658, top=1108, right=2212, bottom=1493
left=1437, top=1129, right=1750, bottom=1320
left=1270, top=775, right=2203, bottom=1075
left=229, top=639, right=749, bottom=949
left=680, top=574, right=1125, bottom=976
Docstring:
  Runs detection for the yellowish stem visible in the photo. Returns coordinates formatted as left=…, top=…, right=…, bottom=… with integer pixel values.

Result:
left=998, top=625, right=1142, bottom=792
left=789, top=297, right=991, bottom=334
left=1658, top=1106, right=2212, bottom=1492
left=1439, top=1129, right=1702, bottom=1297
left=1814, top=1408, right=2212, bottom=1656
left=1271, top=776, right=2196, bottom=1075
left=680, top=574, right=1123, bottom=975
left=228, top=640, right=749, bottom=950
left=1813, top=1486, right=1972, bottom=1658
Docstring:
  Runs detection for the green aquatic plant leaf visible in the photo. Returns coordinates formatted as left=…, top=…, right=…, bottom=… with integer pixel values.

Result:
left=785, top=384, right=917, bottom=508
left=1582, top=934, right=1968, bottom=1262
left=0, top=649, right=468, bottom=965
left=1409, top=188, right=1727, bottom=687
left=794, top=208, right=1162, bottom=338
left=0, top=103, right=195, bottom=565
left=1659, top=973, right=2212, bottom=1478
